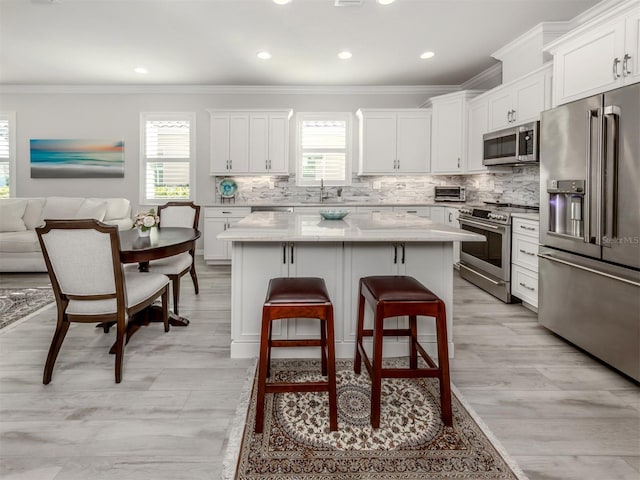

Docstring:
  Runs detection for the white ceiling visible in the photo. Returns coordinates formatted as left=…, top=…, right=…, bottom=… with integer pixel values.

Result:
left=0, top=0, right=600, bottom=87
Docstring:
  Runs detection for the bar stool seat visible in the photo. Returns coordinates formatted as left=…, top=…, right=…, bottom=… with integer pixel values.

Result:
left=354, top=275, right=452, bottom=428
left=255, top=277, right=338, bottom=434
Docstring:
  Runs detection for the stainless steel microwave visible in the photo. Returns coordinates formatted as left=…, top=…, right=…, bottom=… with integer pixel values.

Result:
left=434, top=186, right=465, bottom=202
left=482, top=121, right=539, bottom=166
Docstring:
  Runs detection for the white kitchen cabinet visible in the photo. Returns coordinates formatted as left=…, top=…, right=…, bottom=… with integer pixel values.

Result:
left=209, top=109, right=292, bottom=175
left=203, top=207, right=251, bottom=263
left=511, top=217, right=539, bottom=310
left=466, top=95, right=490, bottom=173
left=443, top=207, right=461, bottom=266
left=356, top=109, right=432, bottom=175
left=428, top=90, right=481, bottom=174
left=548, top=1, right=639, bottom=106
left=486, top=64, right=552, bottom=131
left=231, top=242, right=344, bottom=346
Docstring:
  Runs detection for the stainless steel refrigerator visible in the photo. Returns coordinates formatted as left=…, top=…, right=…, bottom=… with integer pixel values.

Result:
left=539, top=83, right=640, bottom=382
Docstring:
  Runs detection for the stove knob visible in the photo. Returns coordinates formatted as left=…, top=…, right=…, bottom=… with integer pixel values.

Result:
left=499, top=214, right=507, bottom=221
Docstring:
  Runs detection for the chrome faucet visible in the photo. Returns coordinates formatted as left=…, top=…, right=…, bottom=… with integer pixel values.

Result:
left=320, top=178, right=329, bottom=203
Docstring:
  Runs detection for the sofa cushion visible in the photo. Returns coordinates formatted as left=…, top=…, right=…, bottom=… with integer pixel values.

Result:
left=89, top=197, right=130, bottom=221
left=42, top=197, right=84, bottom=220
left=74, top=198, right=108, bottom=221
left=23, top=198, right=46, bottom=229
left=0, top=200, right=27, bottom=232
left=0, top=230, right=40, bottom=252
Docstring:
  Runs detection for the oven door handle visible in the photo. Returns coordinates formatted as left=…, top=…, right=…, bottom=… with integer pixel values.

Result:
left=459, top=218, right=506, bottom=232
left=461, top=264, right=504, bottom=286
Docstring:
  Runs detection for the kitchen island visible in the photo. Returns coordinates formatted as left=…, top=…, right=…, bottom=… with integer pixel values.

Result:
left=217, top=211, right=485, bottom=359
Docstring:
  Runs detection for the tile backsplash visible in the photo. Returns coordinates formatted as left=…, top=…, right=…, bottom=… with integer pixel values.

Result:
left=216, top=166, right=539, bottom=206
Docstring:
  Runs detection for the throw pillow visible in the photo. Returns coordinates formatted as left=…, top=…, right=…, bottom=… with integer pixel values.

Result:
left=74, top=199, right=108, bottom=221
left=0, top=200, right=28, bottom=232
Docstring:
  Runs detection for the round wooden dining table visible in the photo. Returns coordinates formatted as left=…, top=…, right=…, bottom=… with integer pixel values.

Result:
left=106, top=227, right=201, bottom=352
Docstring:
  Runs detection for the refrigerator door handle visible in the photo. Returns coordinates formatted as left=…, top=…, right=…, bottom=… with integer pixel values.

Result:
left=595, top=107, right=605, bottom=246
left=538, top=253, right=640, bottom=287
left=603, top=105, right=620, bottom=246
left=585, top=109, right=596, bottom=244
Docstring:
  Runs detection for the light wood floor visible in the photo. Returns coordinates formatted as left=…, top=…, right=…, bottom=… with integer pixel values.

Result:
left=1, top=258, right=638, bottom=480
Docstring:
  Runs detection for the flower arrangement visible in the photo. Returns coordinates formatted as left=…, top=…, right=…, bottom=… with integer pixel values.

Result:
left=133, top=209, right=160, bottom=231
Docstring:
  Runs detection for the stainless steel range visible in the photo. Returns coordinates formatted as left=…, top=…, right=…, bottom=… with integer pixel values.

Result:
left=458, top=203, right=539, bottom=303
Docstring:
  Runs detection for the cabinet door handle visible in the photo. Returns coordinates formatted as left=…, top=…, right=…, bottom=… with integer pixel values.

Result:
left=613, top=57, right=621, bottom=79
left=519, top=282, right=535, bottom=291
left=448, top=211, right=453, bottom=222
left=457, top=157, right=460, bottom=168
left=393, top=244, right=398, bottom=264
left=397, top=159, right=400, bottom=169
left=623, top=54, right=632, bottom=76
left=511, top=109, right=516, bottom=122
left=519, top=249, right=536, bottom=256
left=290, top=244, right=294, bottom=264
left=401, top=243, right=406, bottom=264
left=282, top=243, right=287, bottom=264
left=520, top=225, right=536, bottom=231
left=507, top=110, right=512, bottom=123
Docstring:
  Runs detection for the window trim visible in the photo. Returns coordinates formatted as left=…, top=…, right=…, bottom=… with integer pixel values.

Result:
left=0, top=111, right=16, bottom=198
left=295, top=112, right=352, bottom=187
left=139, top=112, right=196, bottom=205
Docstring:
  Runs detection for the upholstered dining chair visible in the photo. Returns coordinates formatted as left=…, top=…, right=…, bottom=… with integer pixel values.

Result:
left=131, top=201, right=200, bottom=315
left=36, top=219, right=170, bottom=384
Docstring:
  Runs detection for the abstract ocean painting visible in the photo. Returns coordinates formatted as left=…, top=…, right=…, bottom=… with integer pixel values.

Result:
left=30, top=139, right=124, bottom=178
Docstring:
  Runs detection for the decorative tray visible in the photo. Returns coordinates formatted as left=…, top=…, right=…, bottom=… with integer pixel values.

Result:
left=217, top=178, right=238, bottom=198
left=319, top=210, right=349, bottom=220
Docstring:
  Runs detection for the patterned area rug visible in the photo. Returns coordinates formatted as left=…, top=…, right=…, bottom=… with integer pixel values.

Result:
left=225, top=358, right=528, bottom=480
left=0, top=287, right=54, bottom=330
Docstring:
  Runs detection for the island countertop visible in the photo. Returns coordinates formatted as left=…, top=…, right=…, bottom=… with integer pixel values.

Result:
left=217, top=211, right=485, bottom=242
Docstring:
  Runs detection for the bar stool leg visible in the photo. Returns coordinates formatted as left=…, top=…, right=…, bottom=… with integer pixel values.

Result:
left=255, top=309, right=271, bottom=434
left=409, top=314, right=418, bottom=369
left=354, top=290, right=366, bottom=375
left=320, top=319, right=328, bottom=376
left=436, top=301, right=452, bottom=426
left=370, top=303, right=385, bottom=429
left=325, top=305, right=338, bottom=431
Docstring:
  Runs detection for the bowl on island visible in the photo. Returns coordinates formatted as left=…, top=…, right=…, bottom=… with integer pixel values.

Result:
left=319, top=210, right=349, bottom=220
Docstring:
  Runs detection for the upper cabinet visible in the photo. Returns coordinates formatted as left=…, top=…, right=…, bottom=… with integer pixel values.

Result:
left=486, top=64, right=552, bottom=131
left=428, top=90, right=481, bottom=174
left=356, top=109, right=431, bottom=175
left=209, top=109, right=292, bottom=175
left=547, top=1, right=640, bottom=106
left=466, top=95, right=490, bottom=174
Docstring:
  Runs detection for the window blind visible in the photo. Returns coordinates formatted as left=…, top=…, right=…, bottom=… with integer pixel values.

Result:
left=0, top=118, right=10, bottom=198
left=141, top=116, right=194, bottom=203
left=297, top=116, right=350, bottom=186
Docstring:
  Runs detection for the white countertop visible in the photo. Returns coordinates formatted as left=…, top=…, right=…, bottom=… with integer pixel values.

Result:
left=217, top=211, right=486, bottom=243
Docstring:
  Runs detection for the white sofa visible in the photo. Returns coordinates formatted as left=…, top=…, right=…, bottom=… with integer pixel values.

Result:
left=0, top=197, right=133, bottom=272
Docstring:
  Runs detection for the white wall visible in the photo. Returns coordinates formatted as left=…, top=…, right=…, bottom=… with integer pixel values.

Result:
left=0, top=88, right=438, bottom=212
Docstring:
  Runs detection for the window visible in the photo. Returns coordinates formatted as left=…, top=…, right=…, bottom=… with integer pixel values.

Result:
left=140, top=112, right=195, bottom=204
left=0, top=112, right=16, bottom=198
left=296, top=112, right=352, bottom=186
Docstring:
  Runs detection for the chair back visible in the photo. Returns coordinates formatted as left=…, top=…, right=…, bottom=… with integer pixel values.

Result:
left=36, top=219, right=124, bottom=303
left=158, top=201, right=200, bottom=229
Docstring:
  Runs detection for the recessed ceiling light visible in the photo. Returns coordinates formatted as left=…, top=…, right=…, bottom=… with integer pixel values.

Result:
left=377, top=0, right=396, bottom=4
left=257, top=51, right=272, bottom=60
left=420, top=51, right=435, bottom=60
left=134, top=66, right=148, bottom=74
left=338, top=51, right=352, bottom=60
left=272, top=0, right=292, bottom=4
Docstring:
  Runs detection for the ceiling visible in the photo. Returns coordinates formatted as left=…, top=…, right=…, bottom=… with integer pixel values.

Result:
left=0, top=0, right=600, bottom=87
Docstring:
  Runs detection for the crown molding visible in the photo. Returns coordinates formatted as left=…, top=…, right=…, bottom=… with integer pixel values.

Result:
left=0, top=83, right=460, bottom=96
left=460, top=63, right=502, bottom=90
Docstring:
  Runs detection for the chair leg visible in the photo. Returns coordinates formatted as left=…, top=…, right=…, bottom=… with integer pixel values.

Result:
left=436, top=302, right=452, bottom=426
left=409, top=315, right=418, bottom=369
left=325, top=307, right=338, bottom=432
left=114, top=315, right=126, bottom=384
left=255, top=310, right=271, bottom=434
left=161, top=286, right=170, bottom=332
left=370, top=304, right=385, bottom=429
left=43, top=316, right=70, bottom=385
left=353, top=292, right=366, bottom=375
left=189, top=251, right=199, bottom=295
left=170, top=276, right=180, bottom=315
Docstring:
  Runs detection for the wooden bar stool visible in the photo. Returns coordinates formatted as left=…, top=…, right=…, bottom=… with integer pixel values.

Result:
left=354, top=275, right=452, bottom=428
left=255, top=277, right=338, bottom=434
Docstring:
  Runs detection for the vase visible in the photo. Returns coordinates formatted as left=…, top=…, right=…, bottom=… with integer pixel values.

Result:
left=138, top=227, right=151, bottom=237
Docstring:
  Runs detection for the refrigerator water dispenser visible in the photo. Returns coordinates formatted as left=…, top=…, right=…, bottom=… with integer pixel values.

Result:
left=547, top=180, right=585, bottom=238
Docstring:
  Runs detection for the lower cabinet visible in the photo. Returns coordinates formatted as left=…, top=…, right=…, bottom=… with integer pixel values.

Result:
left=203, top=207, right=251, bottom=263
left=511, top=217, right=539, bottom=309
left=229, top=240, right=455, bottom=358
